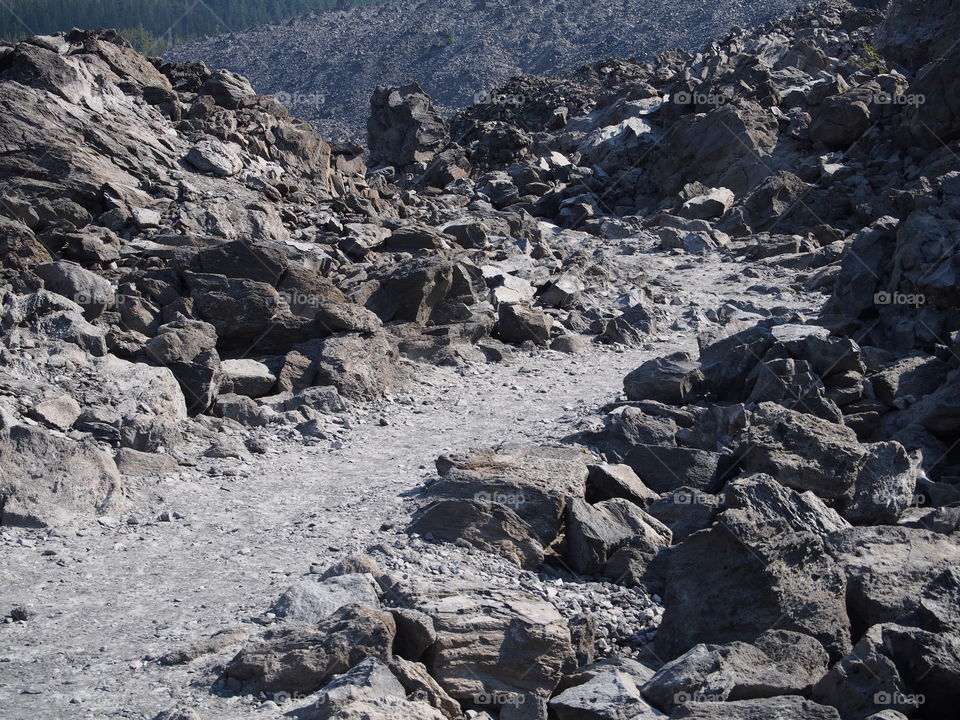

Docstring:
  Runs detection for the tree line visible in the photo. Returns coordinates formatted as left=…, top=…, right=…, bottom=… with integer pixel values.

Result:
left=0, top=0, right=385, bottom=53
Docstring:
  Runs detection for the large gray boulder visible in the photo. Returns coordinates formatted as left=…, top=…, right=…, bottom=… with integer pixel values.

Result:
left=642, top=630, right=829, bottom=712
left=0, top=423, right=124, bottom=526
left=367, top=83, right=449, bottom=168
left=224, top=604, right=396, bottom=694
left=35, top=261, right=114, bottom=320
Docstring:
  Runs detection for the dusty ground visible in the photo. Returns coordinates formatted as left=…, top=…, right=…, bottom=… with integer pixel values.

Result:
left=0, top=248, right=821, bottom=720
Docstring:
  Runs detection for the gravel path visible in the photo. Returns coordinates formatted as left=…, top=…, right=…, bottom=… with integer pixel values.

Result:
left=0, top=249, right=820, bottom=719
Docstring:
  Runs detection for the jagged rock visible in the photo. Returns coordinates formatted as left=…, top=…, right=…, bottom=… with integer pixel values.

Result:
left=388, top=657, right=461, bottom=718
left=184, top=138, right=243, bottom=177
left=844, top=442, right=920, bottom=524
left=26, top=394, right=81, bottom=430
left=409, top=498, right=544, bottom=568
left=35, top=261, right=114, bottom=320
left=622, top=445, right=721, bottom=494
left=220, top=359, right=277, bottom=398
left=601, top=303, right=657, bottom=347
left=426, top=446, right=589, bottom=546
left=0, top=423, right=124, bottom=526
left=731, top=402, right=865, bottom=500
left=145, top=319, right=222, bottom=415
left=113, top=448, right=179, bottom=476
left=367, top=83, right=448, bottom=168
left=550, top=660, right=665, bottom=719
left=670, top=696, right=840, bottom=719
left=496, top=303, right=553, bottom=346
left=270, top=574, right=381, bottom=625
left=647, top=487, right=722, bottom=543
left=586, top=463, right=659, bottom=508
left=641, top=630, right=829, bottom=711
left=298, top=657, right=406, bottom=720
left=312, top=332, right=398, bottom=401
left=201, top=68, right=255, bottom=108
left=565, top=497, right=671, bottom=575
left=390, top=576, right=574, bottom=701
left=224, top=604, right=396, bottom=694
left=656, top=496, right=852, bottom=662
left=624, top=352, right=703, bottom=404
left=678, top=188, right=735, bottom=220
left=827, top=525, right=959, bottom=637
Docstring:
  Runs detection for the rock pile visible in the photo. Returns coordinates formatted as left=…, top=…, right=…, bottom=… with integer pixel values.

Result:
left=3, top=0, right=960, bottom=718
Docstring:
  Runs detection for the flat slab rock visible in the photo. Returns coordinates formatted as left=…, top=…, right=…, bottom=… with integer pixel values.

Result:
left=388, top=575, right=574, bottom=701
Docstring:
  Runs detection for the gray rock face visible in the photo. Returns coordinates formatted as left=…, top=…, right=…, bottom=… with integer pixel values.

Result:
left=270, top=574, right=381, bottom=625
left=425, top=446, right=589, bottom=547
left=551, top=660, right=665, bottom=719
left=732, top=402, right=865, bottom=500
left=670, top=696, right=841, bottom=720
left=409, top=498, right=544, bottom=568
left=224, top=604, right=396, bottom=694
left=184, top=139, right=243, bottom=177
left=367, top=83, right=449, bottom=168
left=0, top=423, right=124, bottom=527
left=299, top=658, right=406, bottom=720
left=642, top=630, right=829, bottom=711
left=390, top=576, right=574, bottom=701
left=496, top=303, right=554, bottom=346
left=35, top=261, right=114, bottom=320
left=624, top=352, right=703, bottom=404
left=565, top=497, right=671, bottom=575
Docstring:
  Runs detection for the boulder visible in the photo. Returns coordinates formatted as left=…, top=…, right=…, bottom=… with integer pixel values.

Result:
left=496, top=304, right=553, bottom=346
left=731, top=403, right=865, bottom=500
left=270, top=574, right=381, bottom=625
left=844, top=442, right=920, bottom=524
left=367, top=83, right=449, bottom=168
left=426, top=446, right=589, bottom=546
left=624, top=352, right=703, bottom=404
left=27, top=394, right=81, bottom=430
left=565, top=498, right=671, bottom=575
left=391, top=577, right=574, bottom=701
left=826, top=525, right=959, bottom=637
left=145, top=319, right=223, bottom=415
left=0, top=424, right=124, bottom=527
left=641, top=630, right=829, bottom=712
left=670, top=696, right=840, bottom=719
left=312, top=332, right=398, bottom=401
left=550, top=661, right=665, bottom=719
left=184, top=138, right=242, bottom=177
left=220, top=358, right=277, bottom=398
left=409, top=498, right=544, bottom=569
left=113, top=448, right=179, bottom=476
left=678, top=188, right=735, bottom=220
left=35, top=261, right=113, bottom=320
left=586, top=463, right=659, bottom=508
left=298, top=657, right=405, bottom=720
left=622, top=445, right=721, bottom=494
left=224, top=604, right=395, bottom=694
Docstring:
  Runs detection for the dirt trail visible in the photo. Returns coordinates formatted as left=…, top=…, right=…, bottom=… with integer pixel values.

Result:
left=0, top=251, right=818, bottom=720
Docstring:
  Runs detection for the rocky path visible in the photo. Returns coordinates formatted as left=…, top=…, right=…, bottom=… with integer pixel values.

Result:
left=0, top=250, right=818, bottom=720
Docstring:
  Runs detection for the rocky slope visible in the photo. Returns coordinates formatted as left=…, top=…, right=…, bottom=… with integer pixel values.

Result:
left=165, top=0, right=804, bottom=139
left=2, top=0, right=960, bottom=719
